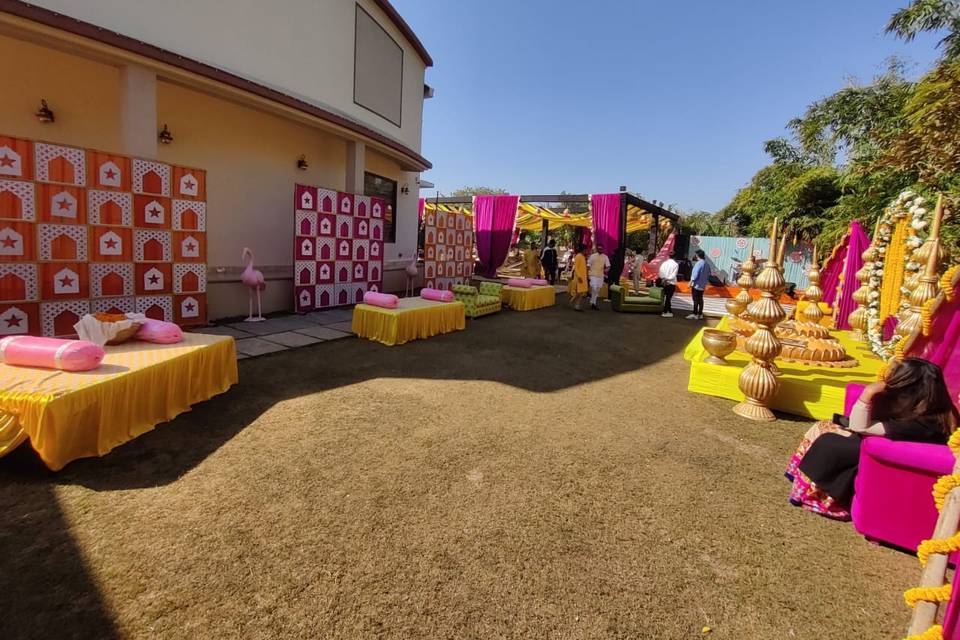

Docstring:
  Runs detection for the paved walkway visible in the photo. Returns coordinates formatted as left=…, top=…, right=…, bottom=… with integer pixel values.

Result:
left=193, top=308, right=355, bottom=359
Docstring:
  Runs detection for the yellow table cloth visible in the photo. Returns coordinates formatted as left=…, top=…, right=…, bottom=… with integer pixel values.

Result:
left=501, top=285, right=556, bottom=311
left=0, top=333, right=237, bottom=470
left=684, top=317, right=884, bottom=420
left=352, top=298, right=466, bottom=346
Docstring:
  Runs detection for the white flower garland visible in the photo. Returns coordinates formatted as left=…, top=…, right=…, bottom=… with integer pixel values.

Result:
left=864, top=190, right=928, bottom=359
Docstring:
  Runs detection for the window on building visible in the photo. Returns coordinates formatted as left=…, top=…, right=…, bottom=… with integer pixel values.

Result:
left=364, top=172, right=397, bottom=243
left=354, top=5, right=403, bottom=126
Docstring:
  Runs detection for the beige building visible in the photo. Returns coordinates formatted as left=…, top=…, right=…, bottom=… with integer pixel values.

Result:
left=0, top=0, right=432, bottom=319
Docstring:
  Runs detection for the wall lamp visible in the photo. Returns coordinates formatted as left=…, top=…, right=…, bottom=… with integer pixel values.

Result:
left=35, top=99, right=54, bottom=123
left=297, top=155, right=309, bottom=170
left=158, top=124, right=174, bottom=144
left=400, top=183, right=410, bottom=195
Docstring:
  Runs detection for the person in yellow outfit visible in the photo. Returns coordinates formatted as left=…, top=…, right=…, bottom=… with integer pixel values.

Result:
left=522, top=242, right=542, bottom=279
left=569, top=243, right=588, bottom=311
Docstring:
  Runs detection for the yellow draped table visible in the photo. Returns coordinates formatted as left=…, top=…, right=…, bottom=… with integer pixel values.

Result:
left=0, top=333, right=237, bottom=470
left=684, top=317, right=884, bottom=420
left=352, top=298, right=466, bottom=346
left=501, top=285, right=556, bottom=311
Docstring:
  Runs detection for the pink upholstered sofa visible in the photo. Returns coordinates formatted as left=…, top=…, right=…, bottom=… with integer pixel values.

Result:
left=844, top=383, right=955, bottom=553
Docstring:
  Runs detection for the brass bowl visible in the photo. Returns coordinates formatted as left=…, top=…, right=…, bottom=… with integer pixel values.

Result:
left=702, top=329, right=737, bottom=365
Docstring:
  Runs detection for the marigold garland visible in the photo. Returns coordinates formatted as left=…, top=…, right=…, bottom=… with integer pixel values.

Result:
left=933, top=475, right=960, bottom=511
left=942, top=265, right=959, bottom=303
left=918, top=531, right=960, bottom=567
left=905, top=584, right=953, bottom=608
left=905, top=624, right=943, bottom=640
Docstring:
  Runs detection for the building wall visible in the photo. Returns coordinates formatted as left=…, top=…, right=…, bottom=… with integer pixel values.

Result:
left=0, top=29, right=425, bottom=320
left=24, top=0, right=426, bottom=152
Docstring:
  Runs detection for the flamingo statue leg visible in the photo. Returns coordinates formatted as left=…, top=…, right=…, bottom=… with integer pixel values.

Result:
left=256, top=287, right=263, bottom=320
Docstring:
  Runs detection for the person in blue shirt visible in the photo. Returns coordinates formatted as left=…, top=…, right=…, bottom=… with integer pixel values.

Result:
left=687, top=249, right=710, bottom=320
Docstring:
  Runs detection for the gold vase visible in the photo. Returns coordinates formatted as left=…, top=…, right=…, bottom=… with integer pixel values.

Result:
left=727, top=242, right=756, bottom=320
left=848, top=244, right=876, bottom=342
left=733, top=222, right=788, bottom=422
left=897, top=237, right=941, bottom=344
left=702, top=329, right=737, bottom=365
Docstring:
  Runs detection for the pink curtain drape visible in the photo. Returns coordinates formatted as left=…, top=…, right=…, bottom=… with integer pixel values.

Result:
left=911, top=276, right=960, bottom=401
left=473, top=194, right=519, bottom=278
left=590, top=193, right=621, bottom=253
left=820, top=232, right=849, bottom=306
left=642, top=232, right=676, bottom=281
left=833, top=220, right=868, bottom=330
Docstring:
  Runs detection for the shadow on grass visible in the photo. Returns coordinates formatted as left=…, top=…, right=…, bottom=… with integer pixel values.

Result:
left=1, top=297, right=703, bottom=492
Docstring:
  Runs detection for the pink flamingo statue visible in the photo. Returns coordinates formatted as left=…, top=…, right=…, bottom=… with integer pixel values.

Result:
left=404, top=258, right=419, bottom=297
left=241, top=247, right=266, bottom=322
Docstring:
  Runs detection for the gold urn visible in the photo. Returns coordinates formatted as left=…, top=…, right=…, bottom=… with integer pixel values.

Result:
left=702, top=329, right=737, bottom=365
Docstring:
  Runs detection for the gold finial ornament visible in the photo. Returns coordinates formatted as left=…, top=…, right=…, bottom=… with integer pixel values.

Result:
left=847, top=240, right=875, bottom=342
left=897, top=237, right=942, bottom=342
left=733, top=221, right=788, bottom=422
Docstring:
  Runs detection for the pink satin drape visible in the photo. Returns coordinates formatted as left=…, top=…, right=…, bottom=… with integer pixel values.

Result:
left=590, top=193, right=621, bottom=254
left=642, top=233, right=676, bottom=281
left=473, top=195, right=519, bottom=278
left=833, top=220, right=868, bottom=330
left=912, top=276, right=960, bottom=401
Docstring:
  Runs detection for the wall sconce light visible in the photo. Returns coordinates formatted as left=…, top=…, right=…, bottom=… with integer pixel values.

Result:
left=297, top=155, right=309, bottom=170
left=35, top=99, right=55, bottom=123
left=158, top=124, right=174, bottom=144
left=400, top=183, right=410, bottom=195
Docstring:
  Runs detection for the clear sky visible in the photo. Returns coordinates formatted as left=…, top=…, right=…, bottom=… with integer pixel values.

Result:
left=391, top=0, right=943, bottom=213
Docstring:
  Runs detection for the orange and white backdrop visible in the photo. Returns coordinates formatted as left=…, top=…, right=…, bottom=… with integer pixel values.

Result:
left=0, top=134, right=208, bottom=337
left=422, top=208, right=473, bottom=290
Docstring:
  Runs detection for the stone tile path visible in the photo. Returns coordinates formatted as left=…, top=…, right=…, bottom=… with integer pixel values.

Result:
left=191, top=308, right=355, bottom=359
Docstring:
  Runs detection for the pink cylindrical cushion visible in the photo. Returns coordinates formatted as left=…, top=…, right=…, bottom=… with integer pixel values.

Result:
left=363, top=291, right=400, bottom=308
left=136, top=318, right=183, bottom=344
left=421, top=288, right=454, bottom=302
left=529, top=278, right=548, bottom=286
left=507, top=278, right=533, bottom=288
left=0, top=336, right=104, bottom=371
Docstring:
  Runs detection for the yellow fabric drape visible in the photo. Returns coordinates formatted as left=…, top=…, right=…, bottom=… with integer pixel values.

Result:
left=423, top=200, right=665, bottom=234
left=683, top=317, right=885, bottom=420
left=501, top=286, right=556, bottom=311
left=0, top=333, right=238, bottom=470
left=352, top=298, right=466, bottom=346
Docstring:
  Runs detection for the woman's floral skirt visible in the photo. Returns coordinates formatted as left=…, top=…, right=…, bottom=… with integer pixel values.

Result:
left=785, top=420, right=851, bottom=521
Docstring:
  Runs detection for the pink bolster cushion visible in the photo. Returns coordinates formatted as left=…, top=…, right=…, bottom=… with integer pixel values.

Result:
left=136, top=318, right=183, bottom=344
left=421, top=288, right=454, bottom=302
left=363, top=291, right=400, bottom=308
left=0, top=336, right=104, bottom=371
left=507, top=278, right=533, bottom=288
left=529, top=278, right=548, bottom=286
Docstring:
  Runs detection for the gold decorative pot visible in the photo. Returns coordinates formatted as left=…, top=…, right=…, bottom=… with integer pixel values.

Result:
left=701, top=329, right=737, bottom=365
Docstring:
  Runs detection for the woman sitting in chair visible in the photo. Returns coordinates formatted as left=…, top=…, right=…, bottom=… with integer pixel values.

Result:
left=786, top=358, right=959, bottom=520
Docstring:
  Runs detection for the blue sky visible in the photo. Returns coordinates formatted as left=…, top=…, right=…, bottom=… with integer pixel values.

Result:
left=392, top=1, right=942, bottom=212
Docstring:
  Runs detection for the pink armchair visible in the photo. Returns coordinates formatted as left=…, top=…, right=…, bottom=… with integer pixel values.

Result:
left=844, top=383, right=956, bottom=553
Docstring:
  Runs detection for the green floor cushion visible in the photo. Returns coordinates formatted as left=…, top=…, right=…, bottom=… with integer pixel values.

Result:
left=625, top=296, right=660, bottom=305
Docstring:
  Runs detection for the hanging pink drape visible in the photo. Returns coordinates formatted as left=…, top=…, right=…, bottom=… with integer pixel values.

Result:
left=832, top=220, right=868, bottom=330
left=820, top=232, right=848, bottom=306
left=418, top=197, right=425, bottom=221
left=590, top=193, right=621, bottom=253
left=642, top=232, right=676, bottom=281
left=473, top=195, right=519, bottom=277
left=911, top=276, right=960, bottom=401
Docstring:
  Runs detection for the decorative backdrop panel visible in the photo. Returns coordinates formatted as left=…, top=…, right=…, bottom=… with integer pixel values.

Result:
left=422, top=207, right=473, bottom=290
left=293, top=184, right=384, bottom=312
left=0, top=134, right=207, bottom=336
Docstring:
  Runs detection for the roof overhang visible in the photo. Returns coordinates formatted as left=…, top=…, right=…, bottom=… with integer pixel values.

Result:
left=0, top=0, right=432, bottom=171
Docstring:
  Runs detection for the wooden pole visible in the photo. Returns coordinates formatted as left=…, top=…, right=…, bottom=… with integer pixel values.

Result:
left=908, top=484, right=960, bottom=635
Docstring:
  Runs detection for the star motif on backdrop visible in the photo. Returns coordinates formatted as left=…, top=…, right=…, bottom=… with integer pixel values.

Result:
left=0, top=154, right=15, bottom=168
left=148, top=274, right=160, bottom=285
left=59, top=275, right=74, bottom=287
left=57, top=198, right=71, bottom=210
left=147, top=207, right=161, bottom=218
left=0, top=235, right=17, bottom=248
left=104, top=168, right=117, bottom=180
left=186, top=242, right=196, bottom=252
left=104, top=238, right=118, bottom=249
left=6, top=315, right=21, bottom=327
left=185, top=302, right=195, bottom=312
left=184, top=179, right=195, bottom=191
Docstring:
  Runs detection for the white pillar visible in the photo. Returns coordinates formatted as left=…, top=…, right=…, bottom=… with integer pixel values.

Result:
left=119, top=65, right=157, bottom=159
left=345, top=140, right=366, bottom=193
